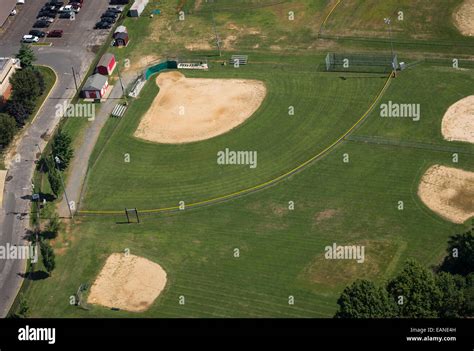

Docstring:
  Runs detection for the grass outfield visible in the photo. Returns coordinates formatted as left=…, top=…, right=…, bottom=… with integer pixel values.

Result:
left=81, top=54, right=387, bottom=211
left=24, top=141, right=469, bottom=317
left=22, top=62, right=473, bottom=317
left=322, top=0, right=468, bottom=41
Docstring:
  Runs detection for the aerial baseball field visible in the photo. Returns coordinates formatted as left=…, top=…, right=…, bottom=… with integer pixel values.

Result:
left=1, top=0, right=473, bottom=321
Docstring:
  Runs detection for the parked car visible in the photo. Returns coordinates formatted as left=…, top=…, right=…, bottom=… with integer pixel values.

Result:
left=100, top=16, right=116, bottom=24
left=59, top=5, right=74, bottom=12
left=94, top=21, right=111, bottom=29
left=22, top=35, right=39, bottom=43
left=47, top=29, right=63, bottom=37
left=37, top=16, right=54, bottom=23
left=59, top=12, right=74, bottom=19
left=33, top=21, right=50, bottom=28
left=102, top=11, right=118, bottom=18
left=70, top=4, right=80, bottom=13
left=107, top=6, right=123, bottom=13
left=10, top=9, right=17, bottom=16
left=46, top=1, right=64, bottom=6
left=37, top=11, right=56, bottom=18
left=29, top=30, right=47, bottom=37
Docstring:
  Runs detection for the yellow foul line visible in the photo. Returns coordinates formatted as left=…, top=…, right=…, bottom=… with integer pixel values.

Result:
left=320, top=0, right=343, bottom=33
left=79, top=73, right=393, bottom=215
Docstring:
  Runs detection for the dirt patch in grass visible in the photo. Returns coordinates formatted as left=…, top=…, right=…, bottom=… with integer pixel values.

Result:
left=454, top=0, right=474, bottom=36
left=301, top=240, right=401, bottom=288
left=418, top=165, right=474, bottom=224
left=125, top=55, right=161, bottom=73
left=442, top=95, right=474, bottom=144
left=134, top=71, right=267, bottom=144
left=314, top=209, right=340, bottom=224
left=87, top=253, right=167, bottom=312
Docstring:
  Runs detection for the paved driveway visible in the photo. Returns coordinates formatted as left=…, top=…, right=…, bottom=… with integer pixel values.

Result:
left=0, top=0, right=111, bottom=317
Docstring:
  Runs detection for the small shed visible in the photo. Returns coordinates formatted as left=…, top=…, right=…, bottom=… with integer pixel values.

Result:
left=82, top=74, right=109, bottom=99
left=129, top=0, right=149, bottom=17
left=96, top=53, right=116, bottom=76
left=113, top=26, right=129, bottom=47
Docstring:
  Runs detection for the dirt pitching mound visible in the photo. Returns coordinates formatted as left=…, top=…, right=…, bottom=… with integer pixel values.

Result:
left=454, top=0, right=474, bottom=36
left=442, top=96, right=474, bottom=144
left=87, top=253, right=167, bottom=312
left=134, top=71, right=267, bottom=144
left=418, top=165, right=474, bottom=224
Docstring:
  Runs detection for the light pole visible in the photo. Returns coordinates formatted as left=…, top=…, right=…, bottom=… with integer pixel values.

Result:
left=384, top=17, right=396, bottom=75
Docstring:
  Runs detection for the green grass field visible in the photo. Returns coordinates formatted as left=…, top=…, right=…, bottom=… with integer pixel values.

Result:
left=82, top=54, right=387, bottom=211
left=18, top=1, right=474, bottom=318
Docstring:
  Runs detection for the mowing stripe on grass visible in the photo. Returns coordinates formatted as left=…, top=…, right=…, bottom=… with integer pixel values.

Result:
left=79, top=73, right=393, bottom=215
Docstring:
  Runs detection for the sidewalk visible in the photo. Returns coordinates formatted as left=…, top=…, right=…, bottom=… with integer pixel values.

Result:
left=57, top=76, right=134, bottom=218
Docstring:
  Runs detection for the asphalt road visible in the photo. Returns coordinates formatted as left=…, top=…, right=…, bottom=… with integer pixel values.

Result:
left=0, top=0, right=111, bottom=317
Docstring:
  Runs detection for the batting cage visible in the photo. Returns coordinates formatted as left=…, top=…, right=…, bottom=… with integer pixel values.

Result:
left=325, top=52, right=398, bottom=74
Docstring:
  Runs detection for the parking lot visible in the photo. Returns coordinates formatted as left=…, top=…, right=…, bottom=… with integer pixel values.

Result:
left=1, top=0, right=113, bottom=51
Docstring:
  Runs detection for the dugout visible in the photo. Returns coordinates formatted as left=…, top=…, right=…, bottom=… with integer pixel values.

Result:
left=325, top=53, right=398, bottom=74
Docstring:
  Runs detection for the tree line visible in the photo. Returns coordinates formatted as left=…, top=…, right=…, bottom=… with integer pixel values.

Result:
left=0, top=44, right=46, bottom=149
left=335, top=229, right=474, bottom=318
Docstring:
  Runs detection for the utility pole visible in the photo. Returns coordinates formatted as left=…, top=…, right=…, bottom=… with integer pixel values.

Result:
left=117, top=65, right=127, bottom=105
left=384, top=17, right=396, bottom=76
left=71, top=66, right=78, bottom=93
left=211, top=10, right=221, bottom=57
left=54, top=156, right=74, bottom=220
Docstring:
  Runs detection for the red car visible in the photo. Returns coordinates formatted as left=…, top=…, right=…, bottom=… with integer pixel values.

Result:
left=47, top=30, right=63, bottom=38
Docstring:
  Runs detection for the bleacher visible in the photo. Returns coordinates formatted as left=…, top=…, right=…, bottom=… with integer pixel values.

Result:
left=229, top=55, right=249, bottom=66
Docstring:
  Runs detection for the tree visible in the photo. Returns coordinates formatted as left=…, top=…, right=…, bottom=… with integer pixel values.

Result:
left=335, top=279, right=398, bottom=318
left=0, top=113, right=17, bottom=147
left=34, top=69, right=46, bottom=95
left=46, top=214, right=60, bottom=239
left=439, top=230, right=474, bottom=276
left=16, top=43, right=36, bottom=68
left=436, top=272, right=466, bottom=318
left=17, top=294, right=29, bottom=318
left=5, top=99, right=32, bottom=126
left=40, top=240, right=56, bottom=276
left=48, top=166, right=62, bottom=198
left=387, top=260, right=442, bottom=318
left=465, top=273, right=474, bottom=317
left=52, top=129, right=74, bottom=171
left=9, top=68, right=41, bottom=102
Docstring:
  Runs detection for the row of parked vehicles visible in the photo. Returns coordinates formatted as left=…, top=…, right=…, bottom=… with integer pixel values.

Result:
left=94, top=6, right=123, bottom=30
left=33, top=0, right=84, bottom=28
left=22, top=0, right=85, bottom=43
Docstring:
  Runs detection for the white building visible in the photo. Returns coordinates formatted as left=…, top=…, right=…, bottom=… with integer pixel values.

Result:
left=129, top=0, right=149, bottom=17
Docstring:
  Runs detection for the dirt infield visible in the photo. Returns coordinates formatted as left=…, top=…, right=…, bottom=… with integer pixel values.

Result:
left=418, top=165, right=474, bottom=224
left=87, top=253, right=167, bottom=312
left=134, top=71, right=267, bottom=144
left=442, top=95, right=474, bottom=144
left=454, top=0, right=474, bottom=36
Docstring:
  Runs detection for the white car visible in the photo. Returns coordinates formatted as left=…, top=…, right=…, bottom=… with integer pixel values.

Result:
left=59, top=5, right=73, bottom=12
left=22, top=35, right=39, bottom=43
left=17, top=0, right=25, bottom=4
